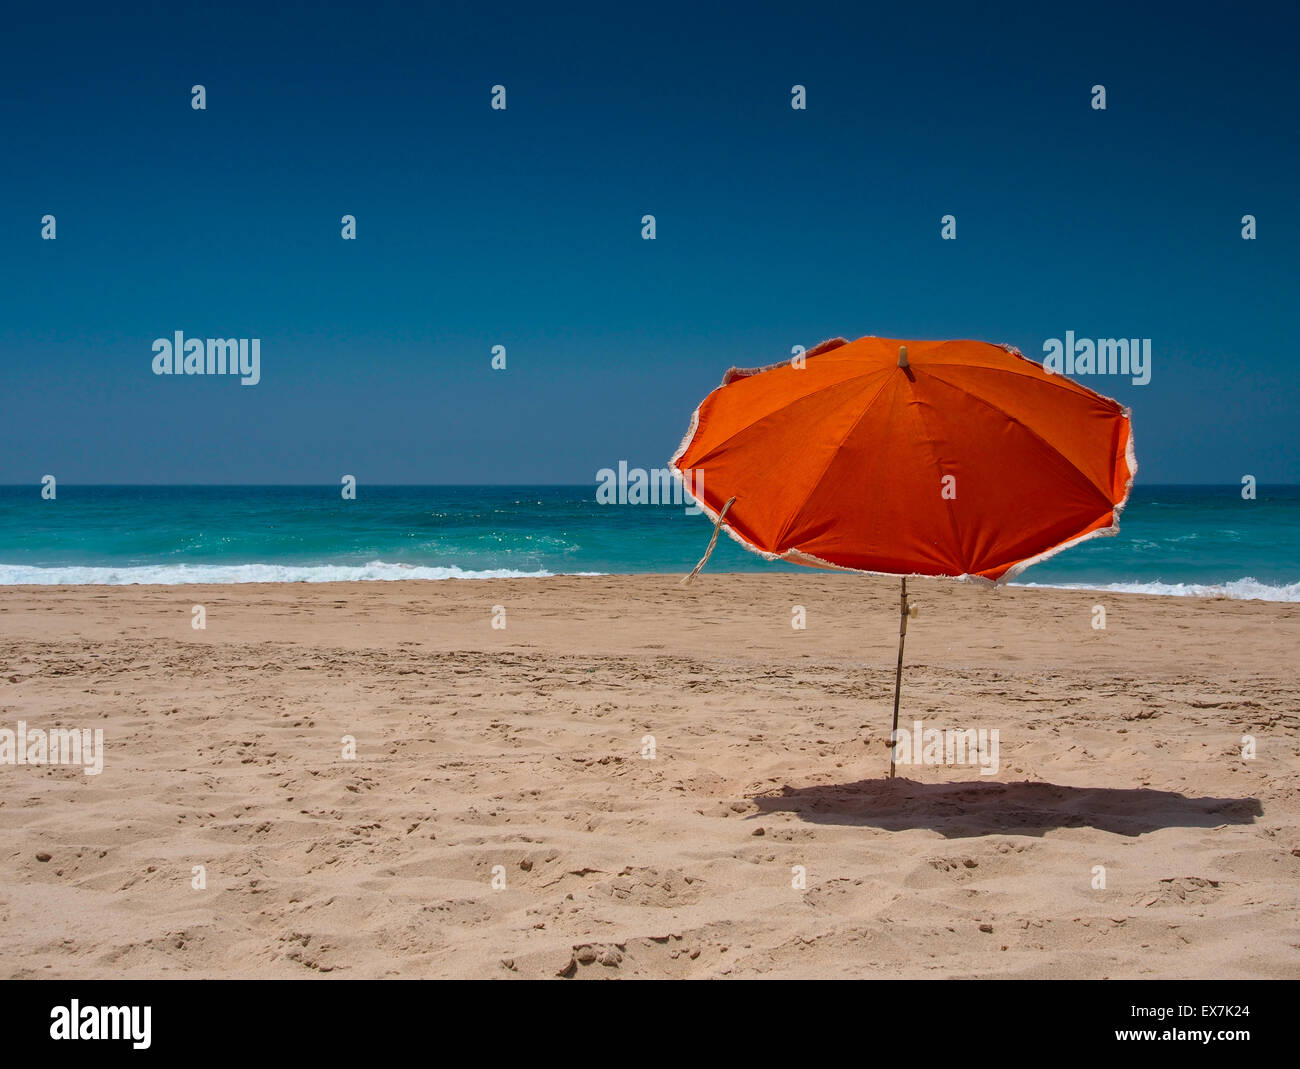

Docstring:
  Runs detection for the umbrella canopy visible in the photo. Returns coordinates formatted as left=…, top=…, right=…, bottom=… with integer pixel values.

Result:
left=671, top=336, right=1135, bottom=582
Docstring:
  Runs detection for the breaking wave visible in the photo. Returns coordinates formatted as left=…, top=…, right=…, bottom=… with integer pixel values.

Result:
left=0, top=561, right=593, bottom=585
left=1013, top=577, right=1300, bottom=602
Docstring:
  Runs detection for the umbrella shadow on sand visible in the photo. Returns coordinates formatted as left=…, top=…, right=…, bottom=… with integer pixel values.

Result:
left=749, top=779, right=1263, bottom=838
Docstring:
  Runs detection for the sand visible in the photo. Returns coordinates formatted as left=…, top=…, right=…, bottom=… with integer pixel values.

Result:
left=0, top=575, right=1297, bottom=979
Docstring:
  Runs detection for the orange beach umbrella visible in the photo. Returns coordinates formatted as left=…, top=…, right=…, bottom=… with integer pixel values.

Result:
left=671, top=335, right=1136, bottom=775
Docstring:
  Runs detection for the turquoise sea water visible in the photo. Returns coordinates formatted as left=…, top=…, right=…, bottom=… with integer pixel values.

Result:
left=0, top=485, right=1296, bottom=599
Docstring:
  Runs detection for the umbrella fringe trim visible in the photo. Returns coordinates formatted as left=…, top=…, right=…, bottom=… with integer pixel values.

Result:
left=718, top=337, right=849, bottom=386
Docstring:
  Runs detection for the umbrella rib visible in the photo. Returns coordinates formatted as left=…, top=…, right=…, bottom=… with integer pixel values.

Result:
left=922, top=366, right=1121, bottom=502
left=920, top=358, right=1126, bottom=411
left=769, top=373, right=898, bottom=551
left=904, top=390, right=971, bottom=573
left=685, top=368, right=891, bottom=470
left=922, top=373, right=1123, bottom=578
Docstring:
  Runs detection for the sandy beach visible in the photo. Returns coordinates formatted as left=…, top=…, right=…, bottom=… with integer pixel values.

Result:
left=0, top=575, right=1297, bottom=979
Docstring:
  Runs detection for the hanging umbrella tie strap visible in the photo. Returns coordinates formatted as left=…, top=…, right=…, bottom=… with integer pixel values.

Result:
left=681, top=496, right=737, bottom=585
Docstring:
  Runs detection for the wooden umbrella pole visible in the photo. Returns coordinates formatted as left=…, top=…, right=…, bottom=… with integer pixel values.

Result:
left=889, top=576, right=908, bottom=779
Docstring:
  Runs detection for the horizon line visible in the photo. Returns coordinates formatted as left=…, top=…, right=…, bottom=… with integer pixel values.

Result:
left=3, top=482, right=1296, bottom=490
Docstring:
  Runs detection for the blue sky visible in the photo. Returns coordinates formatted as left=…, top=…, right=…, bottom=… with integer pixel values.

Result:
left=2, top=1, right=1296, bottom=484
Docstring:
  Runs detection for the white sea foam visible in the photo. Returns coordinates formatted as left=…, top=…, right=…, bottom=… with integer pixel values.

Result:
left=0, top=562, right=594, bottom=585
left=2, top=564, right=1294, bottom=599
left=1014, top=577, right=1300, bottom=602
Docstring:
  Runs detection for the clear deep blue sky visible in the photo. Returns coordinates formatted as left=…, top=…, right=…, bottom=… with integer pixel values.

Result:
left=2, top=1, right=1296, bottom=484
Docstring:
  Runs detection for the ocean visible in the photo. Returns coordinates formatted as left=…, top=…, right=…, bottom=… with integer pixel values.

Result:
left=0, top=485, right=1296, bottom=600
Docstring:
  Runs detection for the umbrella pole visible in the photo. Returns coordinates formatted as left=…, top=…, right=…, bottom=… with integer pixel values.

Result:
left=889, top=577, right=908, bottom=779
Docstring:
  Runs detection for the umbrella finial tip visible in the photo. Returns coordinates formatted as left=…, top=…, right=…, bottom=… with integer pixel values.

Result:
left=898, top=346, right=909, bottom=368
